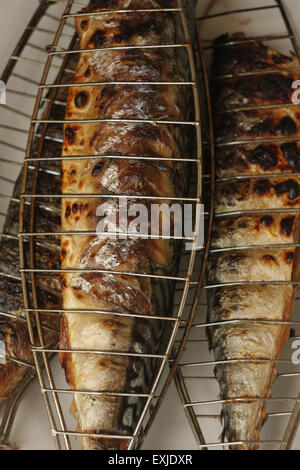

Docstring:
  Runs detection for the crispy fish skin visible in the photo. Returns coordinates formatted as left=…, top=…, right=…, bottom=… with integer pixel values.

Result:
left=208, top=34, right=300, bottom=450
left=0, top=65, right=74, bottom=405
left=0, top=171, right=61, bottom=404
left=60, top=0, right=195, bottom=450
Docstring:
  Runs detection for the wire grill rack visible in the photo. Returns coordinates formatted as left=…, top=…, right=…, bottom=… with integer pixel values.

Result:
left=17, top=0, right=208, bottom=450
left=0, top=0, right=71, bottom=450
left=173, top=0, right=300, bottom=451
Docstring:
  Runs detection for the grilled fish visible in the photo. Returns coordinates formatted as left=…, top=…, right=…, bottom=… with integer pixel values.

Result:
left=207, top=34, right=300, bottom=450
left=60, top=0, right=195, bottom=450
left=0, top=172, right=60, bottom=404
left=0, top=62, right=75, bottom=406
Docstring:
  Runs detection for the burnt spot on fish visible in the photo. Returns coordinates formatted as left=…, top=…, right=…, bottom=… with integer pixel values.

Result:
left=61, top=275, right=68, bottom=289
left=98, top=359, right=109, bottom=369
left=236, top=80, right=251, bottom=98
left=221, top=309, right=231, bottom=319
left=238, top=220, right=247, bottom=228
left=118, top=17, right=164, bottom=44
left=72, top=203, right=78, bottom=214
left=79, top=203, right=88, bottom=213
left=226, top=220, right=234, bottom=231
left=85, top=67, right=91, bottom=78
left=65, top=205, right=71, bottom=219
left=89, top=30, right=106, bottom=48
left=99, top=86, right=117, bottom=112
left=256, top=61, right=269, bottom=69
left=224, top=180, right=250, bottom=202
left=272, top=53, right=290, bottom=64
left=248, top=145, right=277, bottom=170
left=88, top=133, right=97, bottom=148
left=65, top=127, right=77, bottom=145
left=80, top=20, right=88, bottom=30
left=262, top=254, right=276, bottom=264
left=249, top=118, right=272, bottom=136
left=92, top=161, right=105, bottom=177
left=280, top=216, right=295, bottom=237
left=225, top=253, right=246, bottom=268
left=70, top=169, right=76, bottom=177
left=125, top=50, right=140, bottom=58
left=275, top=116, right=297, bottom=136
left=101, top=319, right=117, bottom=330
left=253, top=179, right=270, bottom=195
left=285, top=251, right=294, bottom=264
left=272, top=54, right=283, bottom=64
left=261, top=215, right=273, bottom=227
left=281, top=142, right=300, bottom=170
left=275, top=179, right=300, bottom=200
left=89, top=0, right=119, bottom=8
left=259, top=74, right=293, bottom=100
left=75, top=91, right=88, bottom=108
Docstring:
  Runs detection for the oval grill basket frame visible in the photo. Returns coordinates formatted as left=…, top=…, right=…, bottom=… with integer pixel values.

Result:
left=0, top=0, right=70, bottom=451
left=0, top=0, right=84, bottom=450
left=173, top=0, right=300, bottom=451
left=18, top=0, right=208, bottom=450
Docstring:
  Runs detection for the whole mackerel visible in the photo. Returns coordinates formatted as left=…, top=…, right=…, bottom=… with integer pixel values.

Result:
left=0, top=63, right=74, bottom=405
left=60, top=0, right=196, bottom=451
left=207, top=34, right=300, bottom=450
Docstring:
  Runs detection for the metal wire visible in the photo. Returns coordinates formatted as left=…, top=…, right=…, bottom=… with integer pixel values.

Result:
left=19, top=0, right=206, bottom=450
left=173, top=0, right=300, bottom=451
left=0, top=0, right=64, bottom=450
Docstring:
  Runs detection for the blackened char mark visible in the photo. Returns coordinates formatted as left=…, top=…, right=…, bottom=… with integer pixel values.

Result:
left=280, top=216, right=295, bottom=237
left=249, top=145, right=277, bottom=170
left=281, top=143, right=300, bottom=170
left=275, top=116, right=297, bottom=136
left=89, top=30, right=106, bottom=48
left=212, top=33, right=294, bottom=76
left=117, top=16, right=165, bottom=43
left=0, top=278, right=24, bottom=314
left=262, top=254, right=276, bottom=264
left=87, top=0, right=175, bottom=10
left=0, top=319, right=31, bottom=361
left=75, top=91, right=88, bottom=108
left=285, top=251, right=294, bottom=264
left=220, top=180, right=251, bottom=205
left=249, top=118, right=272, bottom=136
left=259, top=74, right=293, bottom=101
left=260, top=215, right=273, bottom=227
left=88, top=0, right=118, bottom=8
left=80, top=19, right=88, bottom=31
left=65, top=127, right=77, bottom=145
left=253, top=179, right=270, bottom=196
left=275, top=180, right=300, bottom=200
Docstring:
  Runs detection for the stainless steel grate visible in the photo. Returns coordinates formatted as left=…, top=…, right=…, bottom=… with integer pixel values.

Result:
left=173, top=0, right=300, bottom=451
left=0, top=0, right=68, bottom=450
left=18, top=0, right=207, bottom=450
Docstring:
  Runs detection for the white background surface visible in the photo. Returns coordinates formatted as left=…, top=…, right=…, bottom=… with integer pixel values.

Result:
left=0, top=0, right=300, bottom=451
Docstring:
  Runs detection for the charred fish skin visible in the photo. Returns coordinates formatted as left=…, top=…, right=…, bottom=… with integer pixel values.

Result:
left=60, top=0, right=196, bottom=451
left=0, top=60, right=76, bottom=405
left=207, top=34, right=300, bottom=450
